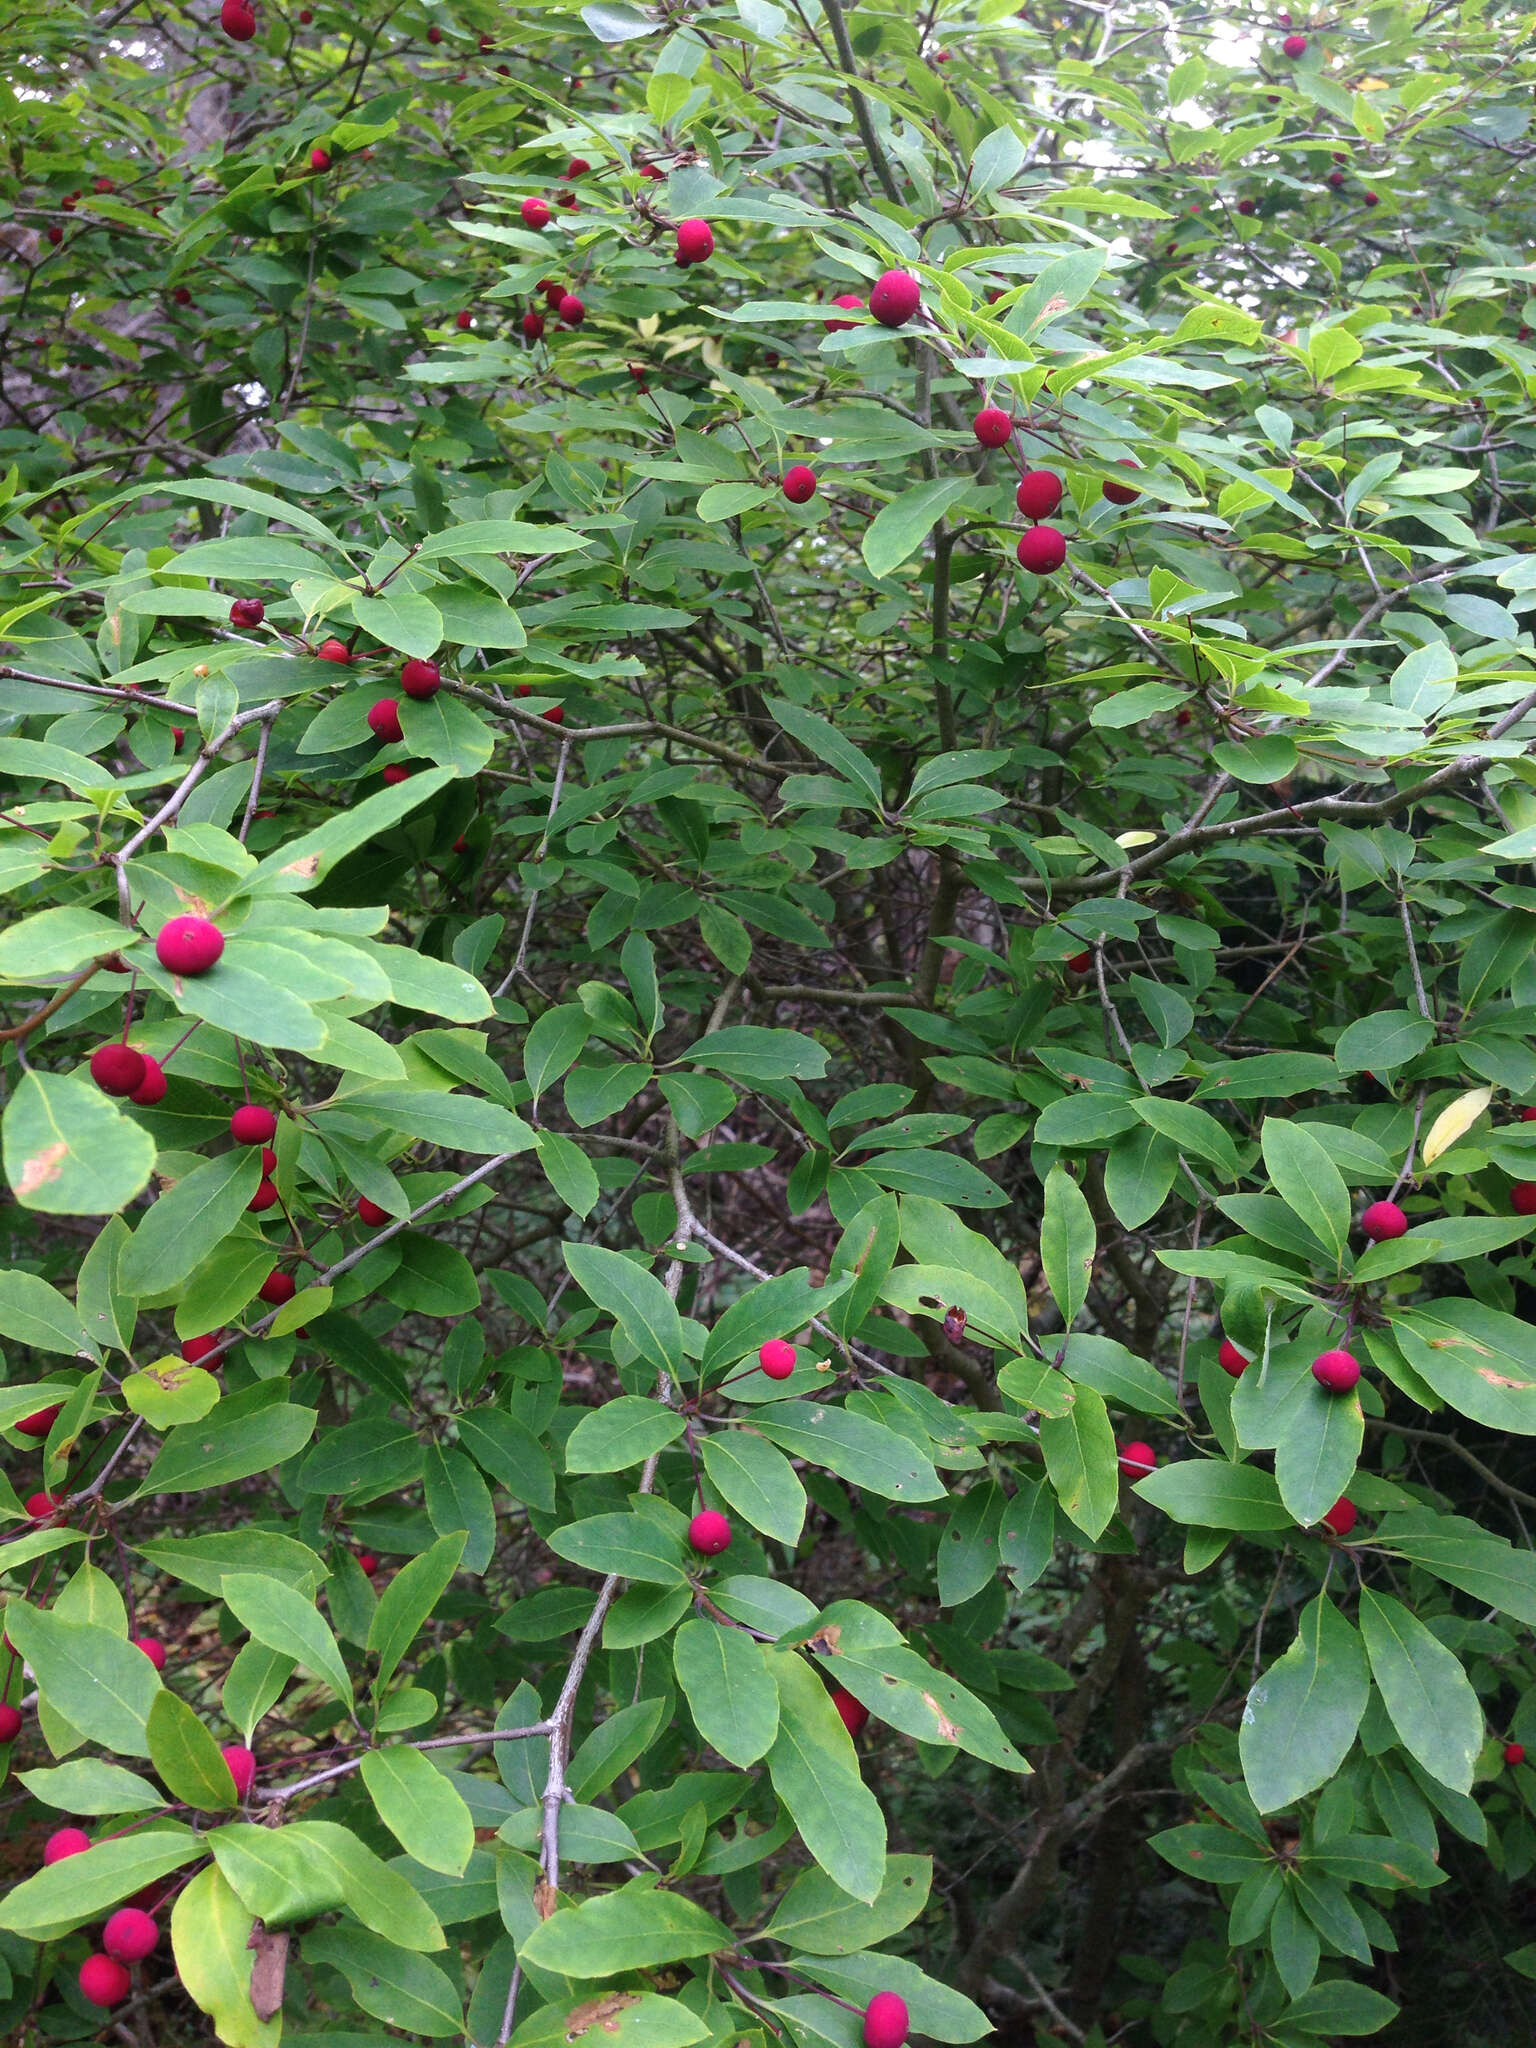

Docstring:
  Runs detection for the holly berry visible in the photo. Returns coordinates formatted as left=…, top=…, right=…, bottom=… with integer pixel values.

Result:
left=1312, top=1348, right=1361, bottom=1394
left=1363, top=190, right=1379, bottom=207
left=688, top=1509, right=732, bottom=1557
left=1360, top=1200, right=1408, bottom=1241
left=132, top=1636, right=167, bottom=1671
left=676, top=218, right=714, bottom=266
left=427, top=22, right=442, bottom=40
left=544, top=707, right=565, bottom=726
left=46, top=226, right=63, bottom=245
left=172, top=285, right=194, bottom=306
left=258, top=1270, right=296, bottom=1305
left=831, top=1686, right=869, bottom=1736
left=973, top=406, right=1014, bottom=448
left=1237, top=197, right=1257, bottom=216
left=228, top=597, right=265, bottom=634
left=130, top=1056, right=167, bottom=1106
left=868, top=269, right=920, bottom=327
left=400, top=658, right=441, bottom=699
left=367, top=698, right=404, bottom=743
left=1217, top=1338, right=1248, bottom=1378
left=357, top=1196, right=390, bottom=1226
left=1066, top=950, right=1092, bottom=974
left=1117, top=1440, right=1156, bottom=1478
left=0, top=1704, right=21, bottom=1744
left=565, top=157, right=591, bottom=178
left=540, top=278, right=566, bottom=306
left=1016, top=470, right=1063, bottom=520
left=104, top=1907, right=160, bottom=1962
left=79, top=1956, right=132, bottom=2008
left=521, top=197, right=551, bottom=229
left=44, top=1826, right=91, bottom=1864
left=558, top=293, right=585, bottom=326
left=15, top=1404, right=61, bottom=1438
left=155, top=915, right=224, bottom=975
left=221, top=1743, right=258, bottom=1796
left=1017, top=526, right=1067, bottom=575
left=1322, top=1497, right=1357, bottom=1537
left=782, top=465, right=817, bottom=504
left=826, top=293, right=864, bottom=331
left=90, top=1043, right=147, bottom=1097
left=863, top=1993, right=910, bottom=2048
left=759, top=1338, right=797, bottom=1379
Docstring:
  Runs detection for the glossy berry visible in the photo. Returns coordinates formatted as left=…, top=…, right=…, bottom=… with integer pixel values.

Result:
left=1506, top=1742, right=1526, bottom=1766
left=172, top=285, right=193, bottom=306
left=863, top=1993, right=910, bottom=2048
left=1282, top=32, right=1308, bottom=56
left=455, top=309, right=473, bottom=329
left=1363, top=190, right=1379, bottom=207
left=759, top=1338, right=797, bottom=1379
left=1361, top=1200, right=1407, bottom=1241
left=248, top=1179, right=279, bottom=1213
left=357, top=1196, right=391, bottom=1226
left=104, top=1907, right=160, bottom=1963
left=1322, top=1496, right=1357, bottom=1537
left=316, top=637, right=352, bottom=664
left=521, top=197, right=551, bottom=229
left=544, top=707, right=565, bottom=726
left=973, top=406, right=1014, bottom=448
left=90, top=1043, right=147, bottom=1097
left=130, top=1056, right=167, bottom=1106
left=1066, top=950, right=1092, bottom=974
left=782, top=465, right=817, bottom=504
left=1513, top=1182, right=1536, bottom=1215
left=46, top=225, right=63, bottom=244
left=181, top=1334, right=221, bottom=1364
left=156, top=915, right=224, bottom=975
left=79, top=1955, right=132, bottom=2008
left=427, top=22, right=442, bottom=39
left=229, top=597, right=265, bottom=628
left=0, top=1704, right=21, bottom=1744
left=1312, top=1348, right=1361, bottom=1394
left=1017, top=525, right=1067, bottom=575
left=367, top=698, right=404, bottom=744
left=44, top=1826, right=91, bottom=1864
left=868, top=269, right=921, bottom=327
left=1237, top=197, right=1256, bottom=216
left=831, top=1686, right=869, bottom=1736
left=229, top=1104, right=276, bottom=1147
left=26, top=1492, right=62, bottom=1520
left=1327, top=169, right=1344, bottom=189
left=1521, top=1108, right=1536, bottom=1123
left=258, top=1269, right=296, bottom=1305
left=222, top=1743, right=258, bottom=1796
left=558, top=293, right=585, bottom=326
left=1117, top=1440, right=1156, bottom=1479
left=132, top=1636, right=167, bottom=1671
left=826, top=293, right=864, bottom=331
left=522, top=311, right=545, bottom=341
left=400, top=658, right=441, bottom=699
left=220, top=0, right=257, bottom=38
left=1103, top=460, right=1141, bottom=505
left=357, top=1551, right=380, bottom=1575
left=382, top=764, right=413, bottom=785
left=16, top=1404, right=61, bottom=1438
left=1217, top=1338, right=1248, bottom=1378
left=260, top=1147, right=277, bottom=1172
left=688, top=1509, right=732, bottom=1557
left=540, top=277, right=566, bottom=305
left=676, top=218, right=715, bottom=267
left=309, top=147, right=331, bottom=173
left=1016, top=470, right=1064, bottom=520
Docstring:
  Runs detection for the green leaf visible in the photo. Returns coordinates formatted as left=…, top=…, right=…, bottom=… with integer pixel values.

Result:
left=1134, top=1458, right=1293, bottom=1529
left=17, top=1759, right=163, bottom=1814
left=352, top=589, right=443, bottom=657
left=763, top=1853, right=931, bottom=1954
left=510, top=1992, right=707, bottom=2048
left=4, top=1600, right=160, bottom=1756
left=213, top=1818, right=445, bottom=1950
left=566, top=1396, right=686, bottom=1472
left=525, top=1003, right=592, bottom=1107
left=1240, top=1596, right=1369, bottom=1814
left=353, top=1088, right=534, bottom=1155
left=1334, top=1010, right=1436, bottom=1074
left=536, top=1128, right=600, bottom=1218
left=0, top=1269, right=94, bottom=1354
left=369, top=1530, right=468, bottom=1690
left=122, top=1357, right=220, bottom=1427
left=1274, top=1380, right=1362, bottom=1527
left=3, top=1069, right=156, bottom=1216
left=677, top=1025, right=830, bottom=1083
left=120, top=1149, right=262, bottom=1295
left=700, top=1428, right=807, bottom=1545
left=765, top=697, right=884, bottom=809
left=134, top=1528, right=327, bottom=1598
left=147, top=1688, right=239, bottom=1810
left=701, top=1266, right=852, bottom=1374
left=1393, top=1297, right=1536, bottom=1431
left=361, top=1746, right=476, bottom=1874
left=1279, top=1980, right=1398, bottom=2036
left=0, top=1825, right=199, bottom=1938
left=765, top=1649, right=887, bottom=1902
left=0, top=904, right=128, bottom=978
left=1260, top=1117, right=1350, bottom=1268
left=1038, top=1385, right=1119, bottom=1539
left=1357, top=1589, right=1481, bottom=1795
left=860, top=479, right=972, bottom=579
left=302, top=1925, right=461, bottom=2032
left=399, top=690, right=493, bottom=775
left=755, top=1401, right=946, bottom=1502
left=244, top=768, right=456, bottom=895
left=223, top=1570, right=354, bottom=1708
left=564, top=1242, right=684, bottom=1382
left=674, top=1619, right=781, bottom=1766
left=518, top=1883, right=732, bottom=1975
left=549, top=1512, right=690, bottom=1585
left=171, top=1864, right=280, bottom=2048
left=456, top=1407, right=556, bottom=1513
left=143, top=1400, right=317, bottom=1493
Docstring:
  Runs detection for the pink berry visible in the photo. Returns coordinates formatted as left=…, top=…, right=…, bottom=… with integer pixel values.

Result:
left=758, top=1338, right=797, bottom=1379
left=382, top=764, right=412, bottom=785
left=1282, top=32, right=1308, bottom=56
left=130, top=1056, right=167, bottom=1106
left=826, top=293, right=864, bottom=331
left=44, top=1826, right=91, bottom=1864
left=688, top=1510, right=732, bottom=1557
left=400, top=658, right=441, bottom=699
left=1117, top=1440, right=1156, bottom=1478
left=89, top=1043, right=147, bottom=1097
left=1015, top=470, right=1063, bottom=520
left=155, top=915, right=224, bottom=976
left=248, top=1179, right=279, bottom=1213
left=1016, top=525, right=1067, bottom=575
left=522, top=311, right=545, bottom=341
left=103, top=1907, right=160, bottom=1963
left=132, top=1636, right=166, bottom=1671
left=868, top=269, right=920, bottom=327
left=221, top=1743, right=257, bottom=1797
left=863, top=1993, right=910, bottom=2048
left=316, top=638, right=352, bottom=664
left=521, top=197, right=551, bottom=229
left=367, top=697, right=404, bottom=744
left=309, top=147, right=331, bottom=173
left=1217, top=1338, right=1248, bottom=1378
left=1506, top=1741, right=1526, bottom=1766
left=1360, top=1200, right=1407, bottom=1242
left=79, top=1955, right=132, bottom=2008
left=558, top=293, right=585, bottom=326
left=973, top=406, right=1013, bottom=448
left=220, top=0, right=256, bottom=38
left=230, top=1104, right=277, bottom=1145
left=676, top=218, right=714, bottom=266
left=1311, top=1348, right=1361, bottom=1394
left=0, top=1703, right=21, bottom=1744
left=782, top=465, right=817, bottom=504
left=357, top=1551, right=380, bottom=1575
left=26, top=1492, right=62, bottom=1520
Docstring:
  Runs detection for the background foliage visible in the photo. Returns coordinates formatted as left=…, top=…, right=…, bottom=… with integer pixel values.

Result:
left=6, top=1, right=1536, bottom=2044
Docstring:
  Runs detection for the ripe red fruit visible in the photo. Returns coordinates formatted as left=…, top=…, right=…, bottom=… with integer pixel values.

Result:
left=132, top=1636, right=167, bottom=1672
left=172, top=285, right=193, bottom=306
left=1016, top=470, right=1064, bottom=520
left=1065, top=950, right=1092, bottom=974
left=1236, top=197, right=1256, bottom=216
left=973, top=406, right=1014, bottom=448
left=16, top=1404, right=61, bottom=1438
left=90, top=1042, right=148, bottom=1097
left=427, top=22, right=442, bottom=39
left=1506, top=1741, right=1526, bottom=1766
left=1117, top=1440, right=1156, bottom=1479
left=171, top=726, right=187, bottom=754
left=1282, top=32, right=1308, bottom=56
left=103, top=1907, right=160, bottom=1962
left=1217, top=1338, right=1248, bottom=1378
left=357, top=1196, right=390, bottom=1226
left=130, top=1055, right=167, bottom=1106
left=1017, top=525, right=1067, bottom=575
left=558, top=294, right=585, bottom=326
left=316, top=637, right=352, bottom=664
left=455, top=309, right=473, bottom=329
left=676, top=218, right=714, bottom=266
left=220, top=0, right=257, bottom=38
left=1327, top=170, right=1344, bottom=189
left=260, top=1147, right=277, bottom=1172
left=367, top=697, right=404, bottom=743
left=309, top=147, right=331, bottom=173
left=540, top=277, right=566, bottom=305
left=522, top=311, right=545, bottom=341
left=1312, top=1348, right=1361, bottom=1394
left=558, top=190, right=577, bottom=208
left=638, top=163, right=663, bottom=180
left=869, top=269, right=921, bottom=327
left=46, top=225, right=63, bottom=244
left=826, top=293, right=865, bottom=331
left=863, top=1993, right=910, bottom=2048
left=1513, top=1182, right=1536, bottom=1215
left=248, top=1179, right=279, bottom=1213
left=1322, top=1497, right=1357, bottom=1537
left=759, top=1338, right=797, bottom=1379
left=382, top=764, right=413, bottom=785
left=44, top=1826, right=91, bottom=1864
left=222, top=1743, right=257, bottom=1796
left=565, top=157, right=590, bottom=178
left=258, top=1270, right=296, bottom=1305
left=688, top=1509, right=732, bottom=1557
left=230, top=1104, right=278, bottom=1145
left=521, top=197, right=551, bottom=230
left=0, top=1704, right=21, bottom=1744
left=1102, top=460, right=1141, bottom=504
left=831, top=1686, right=869, bottom=1736
left=26, top=1492, right=62, bottom=1520
left=229, top=597, right=265, bottom=627
left=156, top=915, right=224, bottom=976
left=93, top=176, right=115, bottom=194
left=181, top=1334, right=221, bottom=1364
left=782, top=465, right=817, bottom=504
left=79, top=1955, right=132, bottom=2008
left=1521, top=1108, right=1536, bottom=1123
left=400, top=657, right=441, bottom=699
left=479, top=31, right=492, bottom=48
left=1361, top=1200, right=1407, bottom=1241
left=1363, top=190, right=1379, bottom=207
left=297, top=6, right=312, bottom=18
left=357, top=1551, right=380, bottom=1575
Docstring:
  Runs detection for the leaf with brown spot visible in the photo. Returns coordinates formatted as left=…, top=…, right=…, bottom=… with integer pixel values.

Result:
left=564, top=1992, right=639, bottom=2039
left=247, top=1924, right=288, bottom=2022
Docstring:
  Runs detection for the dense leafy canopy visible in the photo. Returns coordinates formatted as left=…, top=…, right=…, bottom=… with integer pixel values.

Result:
left=5, top=0, right=1536, bottom=2044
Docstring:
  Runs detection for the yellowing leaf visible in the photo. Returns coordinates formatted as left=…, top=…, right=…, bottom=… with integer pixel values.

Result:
left=172, top=1864, right=281, bottom=2048
left=1421, top=1087, right=1492, bottom=1167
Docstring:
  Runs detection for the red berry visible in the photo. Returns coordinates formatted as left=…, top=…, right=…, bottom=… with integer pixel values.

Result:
left=230, top=1104, right=277, bottom=1145
left=973, top=406, right=1013, bottom=448
left=1506, top=1741, right=1526, bottom=1766
left=1015, top=470, right=1064, bottom=520
left=1363, top=190, right=1379, bottom=207
left=759, top=1338, right=797, bottom=1379
left=170, top=726, right=187, bottom=754
left=521, top=197, right=551, bottom=229
left=93, top=176, right=115, bottom=194
left=382, top=764, right=413, bottom=785
left=367, top=698, right=404, bottom=743
left=357, top=1196, right=390, bottom=1226
left=316, top=638, right=352, bottom=664
left=1322, top=1497, right=1357, bottom=1537
left=558, top=294, right=585, bottom=327
left=132, top=1636, right=167, bottom=1671
left=544, top=707, right=565, bottom=725
left=90, top=1043, right=148, bottom=1097
left=565, top=157, right=590, bottom=179
left=181, top=1334, right=221, bottom=1364
left=782, top=465, right=817, bottom=504
left=688, top=1509, right=732, bottom=1557
left=400, top=658, right=441, bottom=699
left=1103, top=460, right=1140, bottom=505
left=155, top=915, right=224, bottom=976
left=1282, top=32, right=1308, bottom=56
left=1327, top=170, right=1344, bottom=189
left=1514, top=1182, right=1536, bottom=1215
left=104, top=1905, right=160, bottom=1962
left=261, top=1147, right=277, bottom=1173
left=26, top=1493, right=62, bottom=1520
left=1017, top=526, right=1067, bottom=575
left=1521, top=1107, right=1536, bottom=1123
left=1237, top=197, right=1256, bottom=216
left=0, top=1704, right=21, bottom=1743
left=676, top=218, right=714, bottom=266
left=221, top=1743, right=257, bottom=1796
left=130, top=1056, right=167, bottom=1106
left=522, top=311, right=546, bottom=341
left=1117, top=1440, right=1156, bottom=1478
left=1360, top=1200, right=1407, bottom=1242
left=258, top=1270, right=296, bottom=1305
left=557, top=191, right=576, bottom=209
left=46, top=226, right=63, bottom=244
left=15, top=1404, right=61, bottom=1438
left=357, top=1551, right=380, bottom=1575
left=229, top=597, right=265, bottom=628
left=172, top=285, right=193, bottom=306
left=220, top=0, right=257, bottom=38
left=478, top=31, right=492, bottom=48
left=248, top=1179, right=279, bottom=1213
left=868, top=269, right=921, bottom=327
left=456, top=309, right=473, bottom=329
left=79, top=1955, right=132, bottom=2008
left=427, top=22, right=442, bottom=39
left=1312, top=1348, right=1361, bottom=1393
left=863, top=1993, right=910, bottom=2048
left=297, top=6, right=312, bottom=18
left=539, top=278, right=566, bottom=306
left=1217, top=1338, right=1248, bottom=1378
left=826, top=293, right=864, bottom=331
left=1065, top=950, right=1092, bottom=974
left=831, top=1686, right=869, bottom=1737
left=309, top=147, right=331, bottom=173
left=44, top=1826, right=91, bottom=1864
left=638, top=163, right=663, bottom=180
